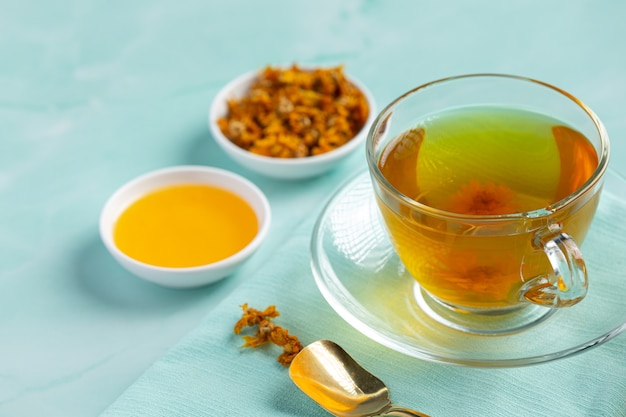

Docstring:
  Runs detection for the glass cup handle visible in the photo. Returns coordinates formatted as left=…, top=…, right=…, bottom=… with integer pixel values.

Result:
left=520, top=226, right=588, bottom=308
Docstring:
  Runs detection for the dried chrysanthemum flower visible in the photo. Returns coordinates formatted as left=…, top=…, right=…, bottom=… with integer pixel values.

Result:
left=234, top=303, right=303, bottom=366
left=448, top=180, right=518, bottom=215
left=217, top=64, right=369, bottom=158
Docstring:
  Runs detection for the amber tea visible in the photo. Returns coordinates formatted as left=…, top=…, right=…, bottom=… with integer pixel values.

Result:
left=376, top=106, right=600, bottom=310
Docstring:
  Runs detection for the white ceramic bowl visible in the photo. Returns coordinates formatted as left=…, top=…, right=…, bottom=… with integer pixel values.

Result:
left=99, top=165, right=271, bottom=288
left=208, top=67, right=376, bottom=180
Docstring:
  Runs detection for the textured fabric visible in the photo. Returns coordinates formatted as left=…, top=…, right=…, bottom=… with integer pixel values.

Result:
left=101, top=198, right=626, bottom=417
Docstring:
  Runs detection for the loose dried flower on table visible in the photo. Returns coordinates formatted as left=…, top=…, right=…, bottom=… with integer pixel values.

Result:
left=217, top=64, right=370, bottom=158
left=234, top=303, right=303, bottom=366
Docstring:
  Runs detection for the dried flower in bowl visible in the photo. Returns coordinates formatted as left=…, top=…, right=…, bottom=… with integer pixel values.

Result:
left=217, top=64, right=370, bottom=158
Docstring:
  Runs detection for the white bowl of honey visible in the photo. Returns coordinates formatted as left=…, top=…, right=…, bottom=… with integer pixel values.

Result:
left=99, top=165, right=271, bottom=288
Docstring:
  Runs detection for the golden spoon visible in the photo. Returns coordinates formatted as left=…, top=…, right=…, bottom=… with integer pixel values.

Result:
left=289, top=340, right=430, bottom=417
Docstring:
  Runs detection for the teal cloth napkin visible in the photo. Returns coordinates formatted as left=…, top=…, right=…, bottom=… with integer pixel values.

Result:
left=101, top=179, right=626, bottom=417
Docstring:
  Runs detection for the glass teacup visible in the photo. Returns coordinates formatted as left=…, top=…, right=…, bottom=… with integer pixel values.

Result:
left=366, top=74, right=610, bottom=334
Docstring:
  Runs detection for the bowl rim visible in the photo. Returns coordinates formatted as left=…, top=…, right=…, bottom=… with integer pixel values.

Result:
left=99, top=165, right=271, bottom=274
left=208, top=65, right=377, bottom=166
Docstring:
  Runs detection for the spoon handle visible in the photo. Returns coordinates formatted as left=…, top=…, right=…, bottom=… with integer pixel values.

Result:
left=381, top=405, right=431, bottom=417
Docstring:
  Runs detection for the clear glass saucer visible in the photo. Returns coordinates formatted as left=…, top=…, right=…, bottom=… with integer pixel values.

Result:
left=310, top=169, right=626, bottom=367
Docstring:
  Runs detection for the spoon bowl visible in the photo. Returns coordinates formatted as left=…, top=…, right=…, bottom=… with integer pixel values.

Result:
left=289, top=340, right=430, bottom=417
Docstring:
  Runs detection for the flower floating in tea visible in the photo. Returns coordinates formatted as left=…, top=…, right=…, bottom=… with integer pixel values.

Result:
left=448, top=180, right=518, bottom=215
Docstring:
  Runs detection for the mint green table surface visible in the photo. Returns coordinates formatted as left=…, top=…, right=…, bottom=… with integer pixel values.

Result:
left=2, top=1, right=625, bottom=416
